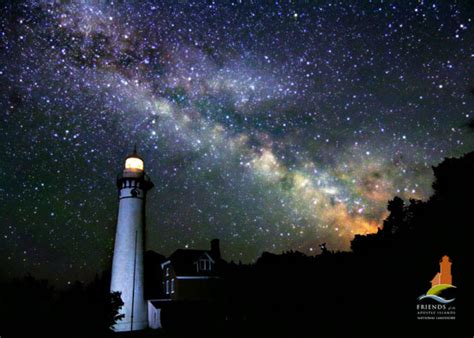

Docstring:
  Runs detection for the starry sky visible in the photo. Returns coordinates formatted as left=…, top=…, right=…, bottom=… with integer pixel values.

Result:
left=1, top=0, right=473, bottom=285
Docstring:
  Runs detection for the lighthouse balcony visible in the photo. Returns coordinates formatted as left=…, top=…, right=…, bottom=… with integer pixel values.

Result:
left=117, top=172, right=154, bottom=190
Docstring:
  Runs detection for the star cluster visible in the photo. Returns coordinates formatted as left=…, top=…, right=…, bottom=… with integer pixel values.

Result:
left=1, top=1, right=473, bottom=284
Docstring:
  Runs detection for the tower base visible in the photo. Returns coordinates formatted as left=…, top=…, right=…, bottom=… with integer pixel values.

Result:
left=112, top=319, right=148, bottom=332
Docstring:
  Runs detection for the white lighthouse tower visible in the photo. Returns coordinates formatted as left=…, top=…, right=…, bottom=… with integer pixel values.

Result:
left=110, top=147, right=153, bottom=331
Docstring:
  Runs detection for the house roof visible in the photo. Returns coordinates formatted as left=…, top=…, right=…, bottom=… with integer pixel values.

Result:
left=163, top=249, right=218, bottom=277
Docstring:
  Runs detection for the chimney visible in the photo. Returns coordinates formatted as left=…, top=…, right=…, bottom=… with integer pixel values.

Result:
left=210, top=239, right=221, bottom=260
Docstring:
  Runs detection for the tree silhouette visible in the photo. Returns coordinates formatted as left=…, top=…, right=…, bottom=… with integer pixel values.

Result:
left=0, top=271, right=125, bottom=335
left=382, top=196, right=405, bottom=235
left=108, top=291, right=125, bottom=330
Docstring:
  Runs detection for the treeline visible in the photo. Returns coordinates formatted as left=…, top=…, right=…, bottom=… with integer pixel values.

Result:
left=0, top=271, right=123, bottom=336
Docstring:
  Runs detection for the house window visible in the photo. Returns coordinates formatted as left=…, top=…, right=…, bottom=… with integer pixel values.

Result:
left=171, top=279, right=175, bottom=293
left=195, top=258, right=213, bottom=272
left=198, top=259, right=212, bottom=271
left=166, top=267, right=169, bottom=277
left=165, top=280, right=169, bottom=295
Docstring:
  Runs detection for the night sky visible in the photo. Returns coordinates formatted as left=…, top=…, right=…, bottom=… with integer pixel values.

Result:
left=1, top=1, right=473, bottom=285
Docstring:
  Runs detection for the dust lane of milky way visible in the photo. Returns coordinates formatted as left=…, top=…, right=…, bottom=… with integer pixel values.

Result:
left=0, top=1, right=473, bottom=284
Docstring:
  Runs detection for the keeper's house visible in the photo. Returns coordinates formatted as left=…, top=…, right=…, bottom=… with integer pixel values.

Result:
left=147, top=239, right=222, bottom=329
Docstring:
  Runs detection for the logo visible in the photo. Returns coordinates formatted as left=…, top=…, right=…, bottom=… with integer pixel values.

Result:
left=418, top=255, right=456, bottom=304
left=416, top=255, right=456, bottom=321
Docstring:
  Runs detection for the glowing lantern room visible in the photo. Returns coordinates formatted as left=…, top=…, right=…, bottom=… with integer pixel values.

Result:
left=124, top=146, right=144, bottom=172
left=125, top=156, right=144, bottom=171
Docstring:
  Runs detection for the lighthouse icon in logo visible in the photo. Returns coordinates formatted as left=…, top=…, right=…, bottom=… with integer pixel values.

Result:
left=418, top=255, right=456, bottom=304
left=110, top=147, right=154, bottom=331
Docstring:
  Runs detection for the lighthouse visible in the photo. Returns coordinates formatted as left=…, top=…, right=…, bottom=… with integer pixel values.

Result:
left=110, top=147, right=154, bottom=331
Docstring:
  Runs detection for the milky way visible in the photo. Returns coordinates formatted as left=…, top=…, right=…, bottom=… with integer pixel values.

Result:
left=1, top=1, right=473, bottom=284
